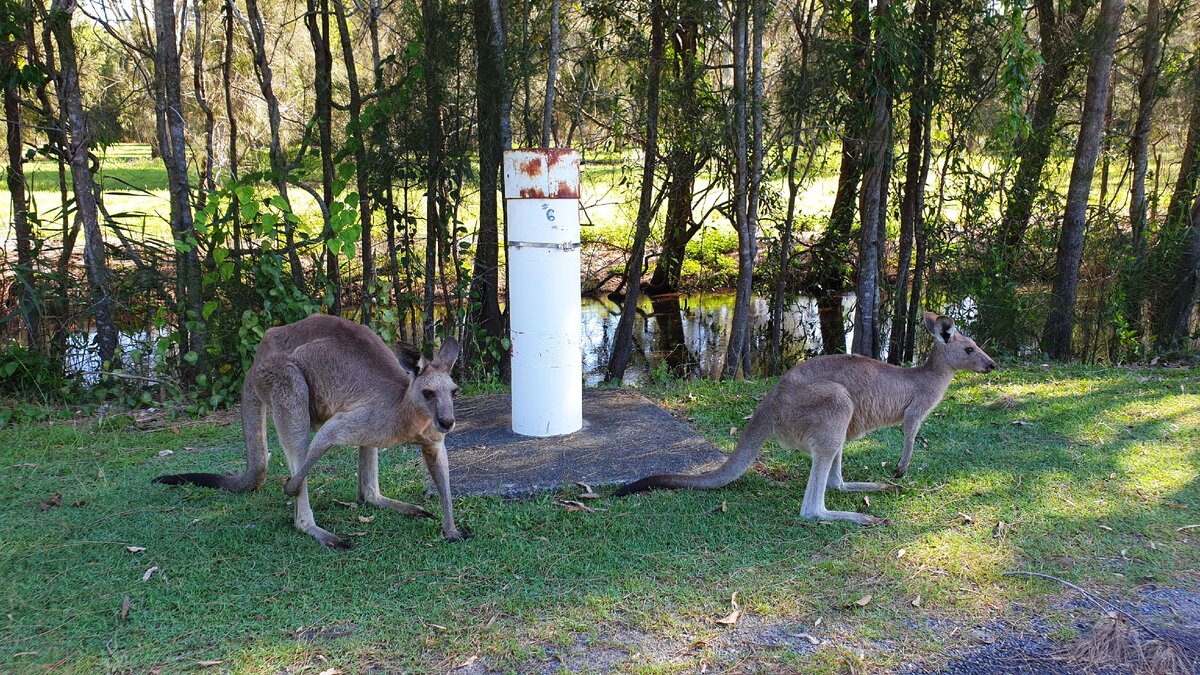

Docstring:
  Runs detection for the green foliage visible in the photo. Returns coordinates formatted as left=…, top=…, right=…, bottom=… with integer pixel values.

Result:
left=0, top=345, right=64, bottom=399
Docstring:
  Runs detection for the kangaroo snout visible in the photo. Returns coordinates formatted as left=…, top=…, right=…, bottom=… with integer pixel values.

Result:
left=980, top=360, right=997, bottom=374
left=435, top=416, right=455, bottom=433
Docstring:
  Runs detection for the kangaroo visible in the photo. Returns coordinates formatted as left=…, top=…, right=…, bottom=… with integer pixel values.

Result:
left=154, top=314, right=467, bottom=549
left=614, top=312, right=996, bottom=525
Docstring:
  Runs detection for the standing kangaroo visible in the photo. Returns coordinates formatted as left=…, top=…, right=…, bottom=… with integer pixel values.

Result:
left=154, top=314, right=466, bottom=549
left=614, top=312, right=996, bottom=525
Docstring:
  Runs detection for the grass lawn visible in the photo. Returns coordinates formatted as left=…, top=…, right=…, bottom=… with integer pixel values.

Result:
left=1, top=364, right=1197, bottom=672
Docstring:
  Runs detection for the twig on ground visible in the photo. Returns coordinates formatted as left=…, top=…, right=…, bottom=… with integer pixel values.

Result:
left=1001, top=570, right=1158, bottom=637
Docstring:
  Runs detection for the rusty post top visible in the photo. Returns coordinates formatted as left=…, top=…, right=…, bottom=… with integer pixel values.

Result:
left=503, top=148, right=580, bottom=200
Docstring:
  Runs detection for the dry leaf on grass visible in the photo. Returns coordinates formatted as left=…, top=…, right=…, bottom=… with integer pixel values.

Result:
left=195, top=660, right=224, bottom=668
left=317, top=668, right=340, bottom=675
left=729, top=426, right=738, bottom=437
left=795, top=633, right=820, bottom=645
left=38, top=493, right=62, bottom=511
left=911, top=595, right=922, bottom=607
left=958, top=512, right=973, bottom=524
left=332, top=499, right=358, bottom=509
left=357, top=515, right=375, bottom=524
left=896, top=548, right=907, bottom=559
left=1098, top=524, right=1114, bottom=532
left=126, top=546, right=146, bottom=553
left=715, top=592, right=741, bottom=626
left=993, top=521, right=1009, bottom=538
left=140, top=566, right=159, bottom=582
left=118, top=595, right=130, bottom=620
left=848, top=593, right=873, bottom=608
left=157, top=450, right=174, bottom=458
left=1176, top=524, right=1199, bottom=532
left=455, top=656, right=480, bottom=670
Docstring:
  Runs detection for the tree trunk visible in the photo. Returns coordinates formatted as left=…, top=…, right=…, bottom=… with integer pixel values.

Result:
left=244, top=0, right=306, bottom=291
left=998, top=0, right=1088, bottom=256
left=422, top=0, right=444, bottom=344
left=541, top=0, right=560, bottom=147
left=2, top=32, right=39, bottom=345
left=720, top=0, right=752, bottom=379
left=605, top=0, right=664, bottom=383
left=1040, top=0, right=1125, bottom=360
left=1122, top=0, right=1165, bottom=340
left=49, top=0, right=118, bottom=367
left=852, top=0, right=892, bottom=360
left=331, top=0, right=375, bottom=325
left=467, top=0, right=507, bottom=371
left=154, top=0, right=206, bottom=378
left=1155, top=191, right=1200, bottom=349
left=305, top=0, right=339, bottom=315
left=887, top=0, right=936, bottom=365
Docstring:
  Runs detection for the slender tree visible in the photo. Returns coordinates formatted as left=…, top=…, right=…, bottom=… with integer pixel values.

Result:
left=541, top=0, right=560, bottom=147
left=305, top=0, right=339, bottom=314
left=2, top=5, right=38, bottom=345
left=154, top=0, right=206, bottom=376
left=47, top=0, right=118, bottom=366
left=606, top=0, right=664, bottom=383
left=1040, top=0, right=1125, bottom=359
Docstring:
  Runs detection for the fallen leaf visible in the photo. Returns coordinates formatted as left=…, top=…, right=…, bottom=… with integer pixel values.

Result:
left=712, top=500, right=728, bottom=514
left=126, top=546, right=147, bottom=553
left=993, top=521, right=1008, bottom=538
left=332, top=499, right=358, bottom=509
left=317, top=669, right=339, bottom=675
left=850, top=593, right=873, bottom=608
left=795, top=632, right=820, bottom=645
left=141, top=566, right=159, bottom=582
left=578, top=492, right=602, bottom=500
left=345, top=531, right=368, bottom=537
left=896, top=548, right=907, bottom=559
left=455, top=656, right=480, bottom=670
left=195, top=660, right=224, bottom=668
left=573, top=481, right=593, bottom=493
left=715, top=592, right=741, bottom=625
left=911, top=595, right=922, bottom=607
left=97, top=467, right=105, bottom=479
left=742, top=414, right=753, bottom=420
left=958, top=512, right=973, bottom=524
left=13, top=652, right=37, bottom=657
left=357, top=515, right=375, bottom=524
left=1176, top=524, right=1199, bottom=532
left=814, top=617, right=822, bottom=626
left=863, top=495, right=871, bottom=507
left=157, top=450, right=174, bottom=458
left=38, top=493, right=62, bottom=511
left=1098, top=524, right=1114, bottom=532
left=1012, top=419, right=1032, bottom=426
left=118, top=595, right=131, bottom=620
left=427, top=623, right=448, bottom=632
left=1120, top=548, right=1130, bottom=560
left=729, top=426, right=738, bottom=437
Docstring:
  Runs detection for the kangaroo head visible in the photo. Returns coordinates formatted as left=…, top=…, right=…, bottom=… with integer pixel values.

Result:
left=924, top=312, right=996, bottom=374
left=408, top=338, right=461, bottom=433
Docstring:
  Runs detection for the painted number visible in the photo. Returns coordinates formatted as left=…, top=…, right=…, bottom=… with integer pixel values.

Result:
left=546, top=209, right=556, bottom=222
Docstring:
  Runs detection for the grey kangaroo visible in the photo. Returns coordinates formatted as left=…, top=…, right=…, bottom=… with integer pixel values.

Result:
left=614, top=312, right=996, bottom=525
left=154, top=314, right=466, bottom=549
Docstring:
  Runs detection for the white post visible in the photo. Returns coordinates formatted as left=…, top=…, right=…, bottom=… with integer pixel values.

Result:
left=504, top=149, right=583, bottom=437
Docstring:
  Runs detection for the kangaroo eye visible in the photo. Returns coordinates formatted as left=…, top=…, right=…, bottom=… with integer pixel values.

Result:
left=423, top=390, right=435, bottom=400
left=965, top=347, right=975, bottom=354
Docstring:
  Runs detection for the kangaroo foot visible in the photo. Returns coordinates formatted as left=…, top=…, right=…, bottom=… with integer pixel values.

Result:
left=835, top=481, right=893, bottom=492
left=801, top=508, right=887, bottom=526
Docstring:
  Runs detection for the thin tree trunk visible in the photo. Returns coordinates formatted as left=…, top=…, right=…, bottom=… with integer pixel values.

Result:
left=887, top=0, right=936, bottom=364
left=1040, top=0, right=1125, bottom=359
left=540, top=0, right=560, bottom=147
left=852, top=0, right=892, bottom=359
left=468, top=0, right=506, bottom=370
left=2, top=32, right=39, bottom=345
left=770, top=141, right=801, bottom=374
left=244, top=0, right=306, bottom=291
left=422, top=0, right=443, bottom=344
left=998, top=0, right=1089, bottom=257
left=720, top=0, right=752, bottom=379
left=222, top=0, right=243, bottom=279
left=1122, top=0, right=1163, bottom=341
left=605, top=0, right=664, bottom=383
left=305, top=0, right=339, bottom=315
left=1155, top=190, right=1200, bottom=348
left=331, top=0, right=375, bottom=325
left=192, top=0, right=216, bottom=198
left=154, top=0, right=206, bottom=378
left=48, top=0, right=118, bottom=366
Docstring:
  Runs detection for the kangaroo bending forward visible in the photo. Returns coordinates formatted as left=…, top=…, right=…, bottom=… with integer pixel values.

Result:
left=154, top=314, right=466, bottom=549
left=615, top=313, right=996, bottom=525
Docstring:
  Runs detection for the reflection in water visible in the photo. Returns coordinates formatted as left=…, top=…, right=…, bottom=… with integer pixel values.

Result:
left=582, top=291, right=854, bottom=385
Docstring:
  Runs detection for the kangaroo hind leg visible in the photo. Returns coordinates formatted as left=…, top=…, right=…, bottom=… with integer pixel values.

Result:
left=270, top=365, right=349, bottom=550
left=826, top=449, right=892, bottom=493
left=357, top=446, right=434, bottom=519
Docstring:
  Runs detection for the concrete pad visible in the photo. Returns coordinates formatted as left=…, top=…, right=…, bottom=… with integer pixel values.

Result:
left=435, top=389, right=727, bottom=497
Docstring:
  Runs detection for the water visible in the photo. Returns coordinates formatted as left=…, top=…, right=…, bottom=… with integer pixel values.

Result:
left=581, top=291, right=855, bottom=385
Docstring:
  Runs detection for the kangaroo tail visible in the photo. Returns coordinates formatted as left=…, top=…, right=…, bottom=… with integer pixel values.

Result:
left=614, top=407, right=774, bottom=496
left=152, top=381, right=269, bottom=493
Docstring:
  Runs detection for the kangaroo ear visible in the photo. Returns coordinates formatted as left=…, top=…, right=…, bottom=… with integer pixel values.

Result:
left=924, top=312, right=956, bottom=344
left=396, top=342, right=422, bottom=376
left=436, top=337, right=460, bottom=369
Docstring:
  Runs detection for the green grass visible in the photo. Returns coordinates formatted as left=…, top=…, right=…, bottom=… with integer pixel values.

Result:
left=1, top=364, right=1197, bottom=672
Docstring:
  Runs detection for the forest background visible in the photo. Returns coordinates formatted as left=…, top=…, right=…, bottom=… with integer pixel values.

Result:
left=2, top=0, right=1200, bottom=409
